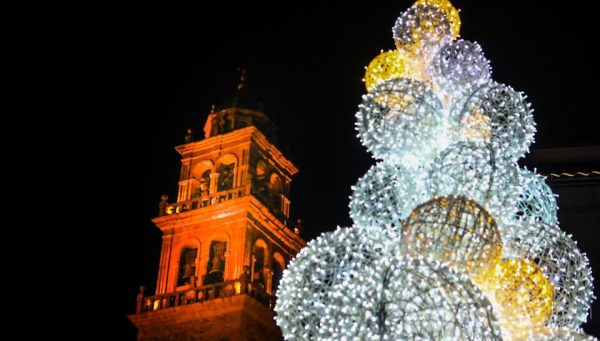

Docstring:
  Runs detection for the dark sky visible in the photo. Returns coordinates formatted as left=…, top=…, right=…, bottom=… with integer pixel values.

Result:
left=79, top=1, right=599, bottom=338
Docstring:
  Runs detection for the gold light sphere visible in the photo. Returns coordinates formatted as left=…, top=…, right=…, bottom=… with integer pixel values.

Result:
left=364, top=50, right=410, bottom=92
left=401, top=196, right=503, bottom=281
left=414, top=0, right=461, bottom=38
left=482, top=259, right=554, bottom=335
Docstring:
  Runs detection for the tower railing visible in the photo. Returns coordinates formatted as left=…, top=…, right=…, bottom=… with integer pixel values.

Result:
left=136, top=279, right=274, bottom=313
left=163, top=186, right=250, bottom=215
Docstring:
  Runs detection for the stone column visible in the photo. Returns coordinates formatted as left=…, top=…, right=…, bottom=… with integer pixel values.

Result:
left=209, top=172, right=220, bottom=194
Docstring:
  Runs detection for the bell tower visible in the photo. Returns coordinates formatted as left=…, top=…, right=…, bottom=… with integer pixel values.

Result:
left=128, top=76, right=305, bottom=340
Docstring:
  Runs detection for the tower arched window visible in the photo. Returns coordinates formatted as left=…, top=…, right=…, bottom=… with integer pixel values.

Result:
left=216, top=154, right=237, bottom=193
left=177, top=247, right=198, bottom=287
left=203, top=241, right=227, bottom=285
left=269, top=173, right=283, bottom=210
left=252, top=239, right=268, bottom=286
left=272, top=253, right=286, bottom=295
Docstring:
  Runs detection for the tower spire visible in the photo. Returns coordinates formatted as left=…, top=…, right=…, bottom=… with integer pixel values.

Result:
left=237, top=67, right=247, bottom=91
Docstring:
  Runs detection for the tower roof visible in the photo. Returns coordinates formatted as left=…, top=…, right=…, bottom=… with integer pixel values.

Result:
left=203, top=69, right=276, bottom=140
left=219, top=69, right=264, bottom=112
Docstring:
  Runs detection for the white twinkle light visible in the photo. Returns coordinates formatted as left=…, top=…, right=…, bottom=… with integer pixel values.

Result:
left=428, top=142, right=521, bottom=224
left=503, top=222, right=595, bottom=330
left=450, top=81, right=536, bottom=160
left=320, top=255, right=502, bottom=340
left=512, top=167, right=559, bottom=226
left=428, top=39, right=491, bottom=98
left=356, top=77, right=445, bottom=165
left=349, top=161, right=429, bottom=229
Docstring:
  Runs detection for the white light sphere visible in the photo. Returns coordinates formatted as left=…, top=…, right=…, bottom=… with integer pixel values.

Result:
left=450, top=81, right=536, bottom=160
left=349, top=161, right=429, bottom=229
left=320, top=255, right=502, bottom=340
left=513, top=168, right=559, bottom=226
left=356, top=77, right=445, bottom=165
left=429, top=39, right=491, bottom=98
left=274, top=226, right=399, bottom=340
left=503, top=222, right=595, bottom=330
left=393, top=4, right=453, bottom=65
left=429, top=142, right=522, bottom=225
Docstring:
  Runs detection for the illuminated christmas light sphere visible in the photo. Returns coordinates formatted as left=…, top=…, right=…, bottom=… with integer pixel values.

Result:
left=393, top=4, right=453, bottom=63
left=321, top=255, right=501, bottom=340
left=274, top=226, right=399, bottom=340
left=482, top=259, right=554, bottom=335
left=530, top=327, right=598, bottom=340
left=450, top=81, right=536, bottom=160
left=503, top=222, right=595, bottom=329
left=429, top=39, right=491, bottom=97
left=401, top=196, right=503, bottom=280
left=513, top=168, right=559, bottom=226
left=364, top=50, right=410, bottom=92
left=414, top=0, right=461, bottom=38
left=349, top=162, right=429, bottom=229
left=429, top=142, right=521, bottom=223
left=356, top=77, right=445, bottom=165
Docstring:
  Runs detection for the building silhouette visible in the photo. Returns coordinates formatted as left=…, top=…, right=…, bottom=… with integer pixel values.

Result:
left=128, top=76, right=305, bottom=340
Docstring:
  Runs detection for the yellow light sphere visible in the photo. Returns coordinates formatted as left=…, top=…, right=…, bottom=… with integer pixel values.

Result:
left=481, top=259, right=554, bottom=335
left=401, top=196, right=503, bottom=282
left=414, top=0, right=461, bottom=38
left=364, top=50, right=410, bottom=92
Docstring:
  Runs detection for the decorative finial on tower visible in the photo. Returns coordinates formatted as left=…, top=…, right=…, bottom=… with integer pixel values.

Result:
left=210, top=104, right=216, bottom=113
left=237, top=67, right=247, bottom=90
left=184, top=128, right=194, bottom=143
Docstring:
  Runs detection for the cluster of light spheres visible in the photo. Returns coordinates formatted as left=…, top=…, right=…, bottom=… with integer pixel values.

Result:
left=481, top=259, right=554, bottom=336
left=277, top=0, right=595, bottom=339
left=321, top=255, right=502, bottom=340
left=356, top=77, right=444, bottom=164
left=349, top=161, right=429, bottom=229
left=429, top=39, right=491, bottom=97
left=401, top=196, right=502, bottom=280
left=450, top=81, right=536, bottom=160
left=503, top=222, right=595, bottom=329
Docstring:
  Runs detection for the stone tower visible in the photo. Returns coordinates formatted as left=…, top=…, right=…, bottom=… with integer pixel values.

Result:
left=128, top=77, right=305, bottom=340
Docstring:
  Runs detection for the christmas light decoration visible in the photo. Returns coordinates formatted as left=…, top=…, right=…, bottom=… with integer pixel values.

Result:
left=356, top=77, right=445, bottom=164
left=503, top=222, right=595, bottom=329
left=450, top=81, right=536, bottom=160
left=428, top=142, right=521, bottom=223
left=513, top=168, right=559, bottom=226
left=429, top=39, right=491, bottom=98
left=401, top=196, right=502, bottom=280
left=276, top=0, right=595, bottom=339
left=481, top=259, right=554, bottom=336
left=320, top=255, right=502, bottom=340
left=349, top=161, right=429, bottom=229
left=363, top=50, right=410, bottom=92
left=393, top=4, right=453, bottom=63
left=530, top=327, right=598, bottom=340
left=274, top=226, right=399, bottom=340
left=414, top=0, right=461, bottom=38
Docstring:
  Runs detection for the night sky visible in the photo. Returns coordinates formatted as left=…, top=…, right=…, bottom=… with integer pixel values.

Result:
left=79, top=1, right=599, bottom=338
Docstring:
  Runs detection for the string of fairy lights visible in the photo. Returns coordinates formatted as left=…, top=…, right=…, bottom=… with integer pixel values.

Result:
left=275, top=0, right=596, bottom=340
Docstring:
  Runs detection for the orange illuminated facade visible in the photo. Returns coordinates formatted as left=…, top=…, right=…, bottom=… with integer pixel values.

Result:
left=128, top=85, right=305, bottom=340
